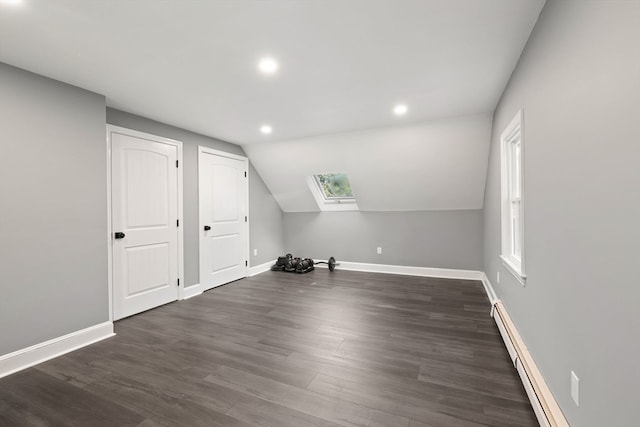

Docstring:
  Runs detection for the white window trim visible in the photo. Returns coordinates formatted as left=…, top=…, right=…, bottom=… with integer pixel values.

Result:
left=306, top=176, right=359, bottom=212
left=500, top=109, right=526, bottom=285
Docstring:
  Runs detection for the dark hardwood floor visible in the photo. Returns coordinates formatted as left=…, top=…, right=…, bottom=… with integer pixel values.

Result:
left=0, top=269, right=538, bottom=427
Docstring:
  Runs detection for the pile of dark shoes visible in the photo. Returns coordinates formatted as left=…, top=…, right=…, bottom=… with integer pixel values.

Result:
left=271, top=254, right=315, bottom=274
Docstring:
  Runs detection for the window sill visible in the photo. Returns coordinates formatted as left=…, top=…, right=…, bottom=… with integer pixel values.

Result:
left=317, top=202, right=359, bottom=212
left=500, top=255, right=526, bottom=286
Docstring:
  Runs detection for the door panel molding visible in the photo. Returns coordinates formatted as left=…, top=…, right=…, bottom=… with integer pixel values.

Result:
left=106, top=125, right=184, bottom=321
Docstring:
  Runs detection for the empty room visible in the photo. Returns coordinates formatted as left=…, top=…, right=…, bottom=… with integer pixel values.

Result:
left=0, top=1, right=638, bottom=426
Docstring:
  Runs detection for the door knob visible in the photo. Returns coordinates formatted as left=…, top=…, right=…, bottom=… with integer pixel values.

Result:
left=204, top=225, right=211, bottom=231
left=114, top=232, right=126, bottom=239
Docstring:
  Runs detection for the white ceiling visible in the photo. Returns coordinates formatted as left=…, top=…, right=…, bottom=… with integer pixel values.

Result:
left=0, top=0, right=545, bottom=212
left=0, top=0, right=544, bottom=145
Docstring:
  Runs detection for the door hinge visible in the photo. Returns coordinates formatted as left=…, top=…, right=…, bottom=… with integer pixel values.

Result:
left=177, top=219, right=180, bottom=227
left=245, top=216, right=247, bottom=222
left=244, top=171, right=247, bottom=178
left=245, top=260, right=248, bottom=267
left=176, top=160, right=179, bottom=168
left=177, top=278, right=180, bottom=287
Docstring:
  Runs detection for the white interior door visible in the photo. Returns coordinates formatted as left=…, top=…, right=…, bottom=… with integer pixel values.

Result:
left=110, top=127, right=181, bottom=320
left=199, top=148, right=248, bottom=290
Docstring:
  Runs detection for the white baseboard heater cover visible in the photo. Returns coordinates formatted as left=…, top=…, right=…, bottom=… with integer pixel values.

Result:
left=491, top=300, right=569, bottom=427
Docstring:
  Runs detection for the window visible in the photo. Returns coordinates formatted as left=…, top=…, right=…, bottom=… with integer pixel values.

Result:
left=314, top=173, right=354, bottom=200
left=500, top=110, right=526, bottom=283
left=307, top=173, right=359, bottom=211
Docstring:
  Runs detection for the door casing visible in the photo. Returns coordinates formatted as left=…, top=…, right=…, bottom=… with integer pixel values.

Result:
left=198, top=146, right=249, bottom=291
left=106, top=125, right=184, bottom=322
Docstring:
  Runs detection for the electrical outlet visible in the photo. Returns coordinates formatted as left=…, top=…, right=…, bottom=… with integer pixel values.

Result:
left=571, top=371, right=580, bottom=406
left=253, top=249, right=258, bottom=256
left=377, top=247, right=382, bottom=255
left=497, top=272, right=500, bottom=284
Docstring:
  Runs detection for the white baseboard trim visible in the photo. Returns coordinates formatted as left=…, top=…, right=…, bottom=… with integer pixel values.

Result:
left=314, top=260, right=482, bottom=281
left=481, top=272, right=498, bottom=306
left=181, top=284, right=203, bottom=300
left=492, top=301, right=568, bottom=427
left=0, top=321, right=114, bottom=379
left=248, top=260, right=275, bottom=277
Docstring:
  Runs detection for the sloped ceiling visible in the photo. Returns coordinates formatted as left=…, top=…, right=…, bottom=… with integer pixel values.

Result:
left=0, top=0, right=545, bottom=212
left=245, top=114, right=492, bottom=212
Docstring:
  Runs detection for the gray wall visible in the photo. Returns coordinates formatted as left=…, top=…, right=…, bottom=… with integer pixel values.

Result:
left=106, top=109, right=283, bottom=283
left=249, top=162, right=284, bottom=265
left=482, top=1, right=640, bottom=425
left=284, top=210, right=483, bottom=270
left=0, top=63, right=108, bottom=355
left=0, top=66, right=284, bottom=356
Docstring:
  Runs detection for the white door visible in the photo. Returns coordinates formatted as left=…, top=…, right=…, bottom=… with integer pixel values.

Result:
left=199, top=148, right=248, bottom=290
left=110, top=127, right=181, bottom=320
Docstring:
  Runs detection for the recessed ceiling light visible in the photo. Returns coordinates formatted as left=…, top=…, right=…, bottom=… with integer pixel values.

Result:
left=260, top=125, right=272, bottom=135
left=393, top=104, right=408, bottom=116
left=258, top=58, right=278, bottom=74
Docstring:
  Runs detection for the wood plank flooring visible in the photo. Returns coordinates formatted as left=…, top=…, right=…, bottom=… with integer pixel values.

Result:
left=0, top=269, right=538, bottom=426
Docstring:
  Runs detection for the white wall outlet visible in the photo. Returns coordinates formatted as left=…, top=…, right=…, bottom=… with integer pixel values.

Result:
left=497, top=272, right=500, bottom=284
left=571, top=371, right=580, bottom=406
left=377, top=247, right=382, bottom=255
left=253, top=249, right=258, bottom=257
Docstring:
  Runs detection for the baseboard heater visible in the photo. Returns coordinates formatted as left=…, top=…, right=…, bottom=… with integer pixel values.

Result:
left=491, top=300, right=569, bottom=427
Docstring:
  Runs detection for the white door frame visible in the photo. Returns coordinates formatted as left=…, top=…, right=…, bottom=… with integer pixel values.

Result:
left=106, top=125, right=184, bottom=322
left=198, top=146, right=250, bottom=290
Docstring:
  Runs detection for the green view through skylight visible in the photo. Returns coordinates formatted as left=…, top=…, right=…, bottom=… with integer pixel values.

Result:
left=314, top=173, right=354, bottom=200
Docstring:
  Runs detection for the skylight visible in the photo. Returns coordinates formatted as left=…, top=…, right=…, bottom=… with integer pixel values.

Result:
left=307, top=173, right=359, bottom=211
left=314, top=173, right=354, bottom=200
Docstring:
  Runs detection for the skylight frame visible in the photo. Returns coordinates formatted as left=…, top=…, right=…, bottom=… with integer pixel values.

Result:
left=313, top=173, right=356, bottom=202
left=306, top=173, right=359, bottom=212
